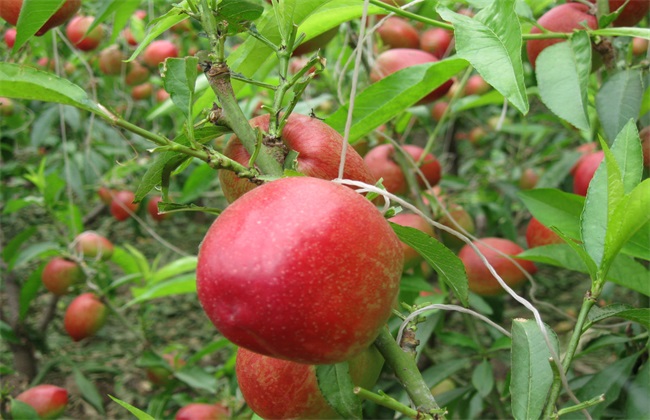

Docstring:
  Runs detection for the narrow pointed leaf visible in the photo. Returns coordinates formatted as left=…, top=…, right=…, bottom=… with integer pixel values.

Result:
left=316, top=362, right=361, bottom=419
left=91, top=0, right=141, bottom=44
left=596, top=70, right=644, bottom=142
left=437, top=1, right=528, bottom=114
left=535, top=32, right=592, bottom=131
left=109, top=395, right=155, bottom=420
left=73, top=368, right=105, bottom=414
left=510, top=319, right=559, bottom=420
left=12, top=0, right=65, bottom=51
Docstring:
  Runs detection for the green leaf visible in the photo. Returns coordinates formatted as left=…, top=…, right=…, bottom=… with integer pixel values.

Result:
left=316, top=362, right=361, bottom=419
left=174, top=366, right=218, bottom=393
left=108, top=395, right=155, bottom=420
left=611, top=309, right=649, bottom=329
left=390, top=223, right=469, bottom=307
left=325, top=58, right=468, bottom=142
left=421, top=358, right=472, bottom=388
left=179, top=164, right=219, bottom=203
left=2, top=227, right=37, bottom=265
left=518, top=189, right=584, bottom=240
left=437, top=331, right=480, bottom=350
left=148, top=257, right=197, bottom=285
left=437, top=0, right=529, bottom=114
left=535, top=32, right=591, bottom=131
left=562, top=355, right=637, bottom=419
left=471, top=360, right=494, bottom=398
left=0, top=63, right=108, bottom=117
left=219, top=0, right=265, bottom=35
left=20, top=265, right=45, bottom=320
left=0, top=320, right=19, bottom=344
left=73, top=368, right=105, bottom=414
left=591, top=27, right=650, bottom=39
left=518, top=245, right=650, bottom=296
left=91, top=0, right=141, bottom=44
left=10, top=242, right=58, bottom=271
left=510, top=319, right=559, bottom=420
left=626, top=362, right=650, bottom=419
left=128, top=274, right=197, bottom=306
left=587, top=303, right=634, bottom=325
left=9, top=398, right=40, bottom=420
left=596, top=70, right=644, bottom=142
left=12, top=0, right=65, bottom=51
left=128, top=6, right=189, bottom=63
left=161, top=57, right=198, bottom=121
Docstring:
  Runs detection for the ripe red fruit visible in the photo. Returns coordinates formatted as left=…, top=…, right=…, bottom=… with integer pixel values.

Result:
left=464, top=74, right=490, bottom=96
left=131, top=82, right=153, bottom=101
left=526, top=3, right=598, bottom=69
left=125, top=61, right=150, bottom=86
left=97, top=186, right=114, bottom=205
left=175, top=403, right=229, bottom=420
left=98, top=45, right=125, bottom=75
left=236, top=346, right=384, bottom=419
left=66, top=16, right=104, bottom=51
left=41, top=257, right=83, bottom=296
left=570, top=142, right=599, bottom=175
left=459, top=237, right=537, bottom=296
left=370, top=48, right=453, bottom=104
left=15, top=384, right=68, bottom=419
left=122, top=27, right=138, bottom=46
left=142, top=40, right=178, bottom=68
left=518, top=168, right=539, bottom=190
left=437, top=204, right=476, bottom=249
left=377, top=17, right=420, bottom=49
left=363, top=144, right=442, bottom=195
left=4, top=27, right=16, bottom=48
left=110, top=190, right=139, bottom=221
left=389, top=213, right=436, bottom=268
left=468, top=126, right=487, bottom=144
left=640, top=126, right=650, bottom=167
left=74, top=231, right=114, bottom=261
left=155, top=88, right=170, bottom=103
left=632, top=37, right=649, bottom=56
left=197, top=177, right=403, bottom=364
left=218, top=113, right=376, bottom=203
left=0, top=0, right=80, bottom=36
left=147, top=196, right=169, bottom=221
left=431, top=101, right=448, bottom=122
left=572, top=150, right=604, bottom=196
left=582, top=0, right=650, bottom=27
left=0, top=96, right=15, bottom=116
left=526, top=217, right=563, bottom=248
left=292, top=27, right=338, bottom=56
left=420, top=28, right=453, bottom=58
left=64, top=293, right=108, bottom=341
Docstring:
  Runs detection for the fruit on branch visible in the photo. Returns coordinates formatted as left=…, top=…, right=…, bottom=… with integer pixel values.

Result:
left=218, top=113, right=376, bottom=203
left=41, top=257, right=84, bottom=296
left=0, top=96, right=14, bottom=116
left=518, top=168, right=539, bottom=190
left=125, top=61, right=150, bottom=86
left=175, top=403, right=230, bottom=420
left=146, top=353, right=185, bottom=386
left=572, top=150, right=604, bottom=196
left=458, top=237, right=537, bottom=296
left=4, top=27, right=16, bottom=48
left=131, top=82, right=153, bottom=101
left=97, top=186, right=114, bottom=205
left=98, top=45, right=125, bottom=76
left=640, top=126, right=650, bottom=167
left=464, top=74, right=491, bottom=96
left=632, top=37, right=649, bottom=55
left=143, top=40, right=179, bottom=68
left=147, top=196, right=169, bottom=221
left=15, top=384, right=68, bottom=419
left=389, top=213, right=436, bottom=268
left=74, top=231, right=114, bottom=261
left=581, top=0, right=650, bottom=27
left=292, top=27, right=338, bottom=56
left=431, top=101, right=448, bottom=122
left=64, top=293, right=108, bottom=341
left=377, top=17, right=420, bottom=49
left=526, top=3, right=597, bottom=69
left=468, top=126, right=487, bottom=144
left=197, top=177, right=403, bottom=364
left=370, top=48, right=453, bottom=104
left=66, top=16, right=105, bottom=51
left=155, top=88, right=170, bottom=103
left=236, top=346, right=384, bottom=419
left=110, top=190, right=139, bottom=221
left=363, top=144, right=441, bottom=195
left=437, top=204, right=475, bottom=249
left=569, top=142, right=599, bottom=175
left=420, top=28, right=454, bottom=58
left=526, top=217, right=563, bottom=248
left=0, top=0, right=80, bottom=36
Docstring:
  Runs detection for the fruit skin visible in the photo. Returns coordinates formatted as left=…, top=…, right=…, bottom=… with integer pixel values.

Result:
left=583, top=0, right=650, bottom=27
left=64, top=293, right=108, bottom=341
left=74, top=231, right=114, bottom=261
left=236, top=346, right=384, bottom=419
left=147, top=196, right=169, bottom=221
left=125, top=61, right=150, bottom=86
left=518, top=168, right=539, bottom=190
left=218, top=113, right=376, bottom=203
left=131, top=82, right=153, bottom=101
left=15, top=385, right=68, bottom=419
left=97, top=186, right=114, bottom=205
left=4, top=27, right=16, bottom=48
left=632, top=37, right=649, bottom=56
left=370, top=48, right=453, bottom=104
left=377, top=17, right=420, bottom=49
left=143, top=40, right=179, bottom=68
left=155, top=88, right=170, bottom=103
left=526, top=4, right=598, bottom=69
left=197, top=177, right=403, bottom=364
left=389, top=213, right=436, bottom=268
left=0, top=96, right=15, bottom=116
left=0, top=0, right=80, bottom=36
left=363, top=144, right=441, bottom=195
left=570, top=142, right=599, bottom=175
left=464, top=74, right=490, bottom=96
left=175, top=403, right=229, bottom=420
left=431, top=101, right=448, bottom=122
left=640, top=126, right=650, bottom=167
left=41, top=257, right=84, bottom=296
left=572, top=150, right=604, bottom=196
left=420, top=28, right=453, bottom=58
left=66, top=16, right=105, bottom=51
left=526, top=217, right=563, bottom=248
left=459, top=237, right=537, bottom=296
left=110, top=190, right=139, bottom=221
left=98, top=45, right=125, bottom=75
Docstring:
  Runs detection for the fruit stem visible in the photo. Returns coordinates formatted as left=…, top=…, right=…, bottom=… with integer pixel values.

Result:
left=542, top=292, right=597, bottom=418
left=354, top=387, right=420, bottom=418
left=373, top=327, right=445, bottom=418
